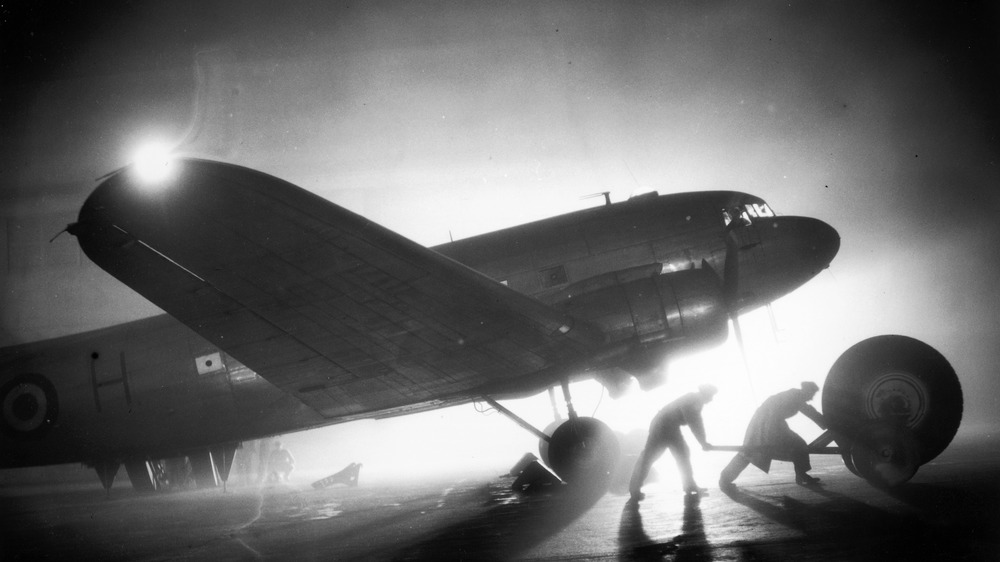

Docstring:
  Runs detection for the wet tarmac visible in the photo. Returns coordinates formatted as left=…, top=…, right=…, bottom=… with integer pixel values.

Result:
left=3, top=434, right=999, bottom=561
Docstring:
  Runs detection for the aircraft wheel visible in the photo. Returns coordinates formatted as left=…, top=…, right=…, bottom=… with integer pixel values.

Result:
left=537, top=420, right=563, bottom=469
left=849, top=424, right=920, bottom=488
left=541, top=417, right=620, bottom=488
left=822, top=335, right=962, bottom=464
left=840, top=451, right=860, bottom=476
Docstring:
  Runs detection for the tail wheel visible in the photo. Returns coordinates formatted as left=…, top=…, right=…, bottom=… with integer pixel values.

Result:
left=540, top=417, right=620, bottom=488
left=823, top=335, right=962, bottom=468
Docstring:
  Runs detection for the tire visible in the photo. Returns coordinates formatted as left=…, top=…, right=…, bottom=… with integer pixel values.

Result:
left=849, top=423, right=920, bottom=488
left=840, top=451, right=860, bottom=476
left=822, top=335, right=962, bottom=464
left=541, top=417, right=620, bottom=488
left=537, top=420, right=563, bottom=470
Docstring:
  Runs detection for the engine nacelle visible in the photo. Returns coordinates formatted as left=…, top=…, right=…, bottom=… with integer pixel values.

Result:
left=552, top=265, right=729, bottom=349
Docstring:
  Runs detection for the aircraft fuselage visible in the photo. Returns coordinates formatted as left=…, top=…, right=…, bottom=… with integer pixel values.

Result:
left=1, top=166, right=838, bottom=469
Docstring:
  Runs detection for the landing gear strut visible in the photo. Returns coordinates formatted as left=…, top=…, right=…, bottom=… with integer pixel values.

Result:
left=484, top=380, right=620, bottom=488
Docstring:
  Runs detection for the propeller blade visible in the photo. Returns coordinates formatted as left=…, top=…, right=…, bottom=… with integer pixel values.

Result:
left=731, top=314, right=757, bottom=397
left=731, top=313, right=749, bottom=364
left=723, top=228, right=741, bottom=311
left=723, top=225, right=756, bottom=396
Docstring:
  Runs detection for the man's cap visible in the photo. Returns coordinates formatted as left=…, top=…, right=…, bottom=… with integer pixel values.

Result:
left=801, top=381, right=820, bottom=394
left=698, top=384, right=718, bottom=397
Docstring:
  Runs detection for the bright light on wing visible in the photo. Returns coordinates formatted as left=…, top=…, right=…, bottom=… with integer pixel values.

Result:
left=132, top=142, right=175, bottom=183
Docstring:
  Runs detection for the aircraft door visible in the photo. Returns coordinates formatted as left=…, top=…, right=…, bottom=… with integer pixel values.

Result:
left=88, top=349, right=132, bottom=415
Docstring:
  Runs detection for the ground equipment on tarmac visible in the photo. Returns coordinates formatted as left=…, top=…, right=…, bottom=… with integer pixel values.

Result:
left=711, top=335, right=962, bottom=488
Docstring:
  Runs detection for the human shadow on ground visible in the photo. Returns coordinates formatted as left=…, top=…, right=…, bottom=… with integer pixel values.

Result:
left=617, top=493, right=716, bottom=562
left=617, top=500, right=678, bottom=561
left=673, top=493, right=712, bottom=562
left=719, top=482, right=986, bottom=560
left=886, top=479, right=1000, bottom=557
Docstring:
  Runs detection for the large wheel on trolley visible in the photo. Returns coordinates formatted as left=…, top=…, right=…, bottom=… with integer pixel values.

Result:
left=822, top=335, right=962, bottom=486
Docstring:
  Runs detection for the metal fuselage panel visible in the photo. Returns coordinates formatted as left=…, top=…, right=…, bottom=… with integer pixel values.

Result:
left=0, top=315, right=326, bottom=467
left=435, top=192, right=740, bottom=299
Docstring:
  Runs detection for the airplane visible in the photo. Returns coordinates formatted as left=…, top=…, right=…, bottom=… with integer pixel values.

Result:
left=0, top=156, right=961, bottom=491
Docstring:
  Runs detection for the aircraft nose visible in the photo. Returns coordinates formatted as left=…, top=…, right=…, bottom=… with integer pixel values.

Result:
left=788, top=216, right=840, bottom=273
left=731, top=215, right=840, bottom=311
left=769, top=215, right=840, bottom=275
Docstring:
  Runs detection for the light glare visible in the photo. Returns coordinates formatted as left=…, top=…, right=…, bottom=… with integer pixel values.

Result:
left=133, top=143, right=174, bottom=183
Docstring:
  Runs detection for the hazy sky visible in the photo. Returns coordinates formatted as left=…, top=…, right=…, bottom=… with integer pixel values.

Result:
left=2, top=1, right=999, bottom=479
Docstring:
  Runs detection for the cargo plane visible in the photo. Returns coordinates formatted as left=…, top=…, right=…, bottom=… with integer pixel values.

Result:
left=0, top=156, right=961, bottom=491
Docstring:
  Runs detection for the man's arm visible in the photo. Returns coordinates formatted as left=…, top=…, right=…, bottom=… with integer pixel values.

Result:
left=800, top=403, right=827, bottom=430
left=684, top=400, right=712, bottom=449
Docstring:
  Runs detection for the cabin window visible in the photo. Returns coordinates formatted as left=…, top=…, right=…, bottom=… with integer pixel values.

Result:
left=540, top=265, right=567, bottom=288
left=723, top=202, right=774, bottom=226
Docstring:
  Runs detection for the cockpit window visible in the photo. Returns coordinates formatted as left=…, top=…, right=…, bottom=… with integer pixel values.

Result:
left=722, top=202, right=774, bottom=226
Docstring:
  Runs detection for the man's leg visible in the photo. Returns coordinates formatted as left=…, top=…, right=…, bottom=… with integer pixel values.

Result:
left=668, top=439, right=703, bottom=493
left=719, top=453, right=750, bottom=486
left=792, top=448, right=819, bottom=484
left=628, top=441, right=666, bottom=501
left=782, top=432, right=819, bottom=484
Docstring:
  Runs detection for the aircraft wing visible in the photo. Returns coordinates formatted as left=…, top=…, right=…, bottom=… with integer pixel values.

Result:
left=73, top=159, right=605, bottom=419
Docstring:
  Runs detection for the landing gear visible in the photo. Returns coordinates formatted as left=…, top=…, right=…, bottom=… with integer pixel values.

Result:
left=541, top=416, right=620, bottom=488
left=484, top=381, right=620, bottom=489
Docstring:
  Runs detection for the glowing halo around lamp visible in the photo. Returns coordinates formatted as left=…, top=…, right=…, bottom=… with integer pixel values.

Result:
left=132, top=142, right=175, bottom=184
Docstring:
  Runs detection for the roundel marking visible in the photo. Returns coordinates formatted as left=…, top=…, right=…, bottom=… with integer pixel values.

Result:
left=0, top=374, right=59, bottom=440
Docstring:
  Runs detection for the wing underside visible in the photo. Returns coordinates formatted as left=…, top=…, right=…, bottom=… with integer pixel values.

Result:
left=74, top=159, right=604, bottom=418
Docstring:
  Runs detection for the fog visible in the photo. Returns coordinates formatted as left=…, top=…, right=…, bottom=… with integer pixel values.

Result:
left=2, top=1, right=998, bottom=484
